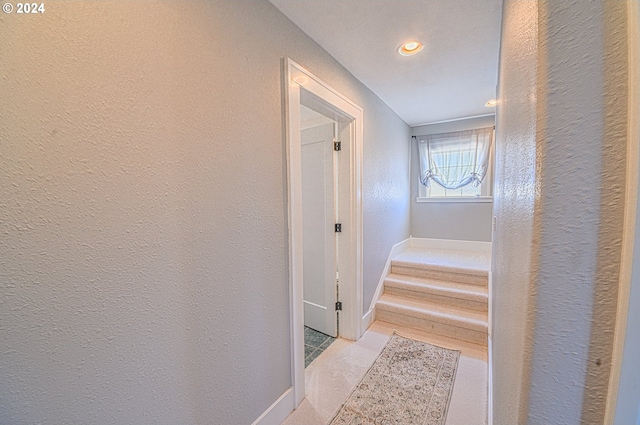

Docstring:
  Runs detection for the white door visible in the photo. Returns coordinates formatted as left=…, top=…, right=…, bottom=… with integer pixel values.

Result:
left=301, top=120, right=337, bottom=337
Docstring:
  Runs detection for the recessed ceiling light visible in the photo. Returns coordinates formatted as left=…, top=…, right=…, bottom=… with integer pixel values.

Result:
left=398, top=40, right=423, bottom=56
left=485, top=99, right=498, bottom=107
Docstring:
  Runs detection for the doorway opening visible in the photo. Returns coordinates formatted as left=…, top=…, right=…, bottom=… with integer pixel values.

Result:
left=284, top=58, right=364, bottom=406
left=300, top=106, right=338, bottom=367
left=300, top=106, right=338, bottom=341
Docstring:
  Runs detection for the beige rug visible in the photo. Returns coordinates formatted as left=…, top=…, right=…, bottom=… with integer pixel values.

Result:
left=328, top=333, right=460, bottom=425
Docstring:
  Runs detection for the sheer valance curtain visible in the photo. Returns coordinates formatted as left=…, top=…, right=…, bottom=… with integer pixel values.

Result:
left=417, top=127, right=494, bottom=190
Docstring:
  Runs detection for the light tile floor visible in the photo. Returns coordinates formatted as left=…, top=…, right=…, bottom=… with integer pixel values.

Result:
left=282, top=321, right=488, bottom=425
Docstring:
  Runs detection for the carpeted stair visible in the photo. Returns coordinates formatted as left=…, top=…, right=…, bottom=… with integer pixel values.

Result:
left=375, top=247, right=489, bottom=346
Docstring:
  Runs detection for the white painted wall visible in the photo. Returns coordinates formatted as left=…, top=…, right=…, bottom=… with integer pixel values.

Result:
left=362, top=104, right=411, bottom=311
left=493, top=2, right=628, bottom=424
left=410, top=115, right=495, bottom=242
left=0, top=1, right=410, bottom=424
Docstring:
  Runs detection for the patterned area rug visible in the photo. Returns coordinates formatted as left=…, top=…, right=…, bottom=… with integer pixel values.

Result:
left=329, top=333, right=460, bottom=425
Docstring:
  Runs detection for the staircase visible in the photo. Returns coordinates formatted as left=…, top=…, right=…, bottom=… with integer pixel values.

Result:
left=375, top=247, right=490, bottom=346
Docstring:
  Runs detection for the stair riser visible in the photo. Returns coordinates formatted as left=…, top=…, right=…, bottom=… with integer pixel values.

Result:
left=376, top=302, right=486, bottom=333
left=384, top=286, right=488, bottom=312
left=377, top=309, right=488, bottom=346
left=391, top=264, right=487, bottom=287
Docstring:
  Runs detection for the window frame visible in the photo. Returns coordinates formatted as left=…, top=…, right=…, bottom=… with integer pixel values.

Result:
left=416, top=128, right=494, bottom=203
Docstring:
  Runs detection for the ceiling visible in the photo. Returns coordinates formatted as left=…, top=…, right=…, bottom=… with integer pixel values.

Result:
left=269, top=0, right=503, bottom=127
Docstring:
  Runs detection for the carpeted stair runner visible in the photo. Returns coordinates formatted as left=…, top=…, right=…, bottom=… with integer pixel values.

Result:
left=375, top=247, right=489, bottom=346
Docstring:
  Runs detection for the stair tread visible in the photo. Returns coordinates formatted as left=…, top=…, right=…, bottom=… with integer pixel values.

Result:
left=385, top=273, right=488, bottom=295
left=392, top=259, right=488, bottom=277
left=376, top=293, right=488, bottom=328
left=392, top=247, right=490, bottom=276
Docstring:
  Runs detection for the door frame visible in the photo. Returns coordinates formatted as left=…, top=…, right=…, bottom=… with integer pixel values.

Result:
left=283, top=58, right=364, bottom=407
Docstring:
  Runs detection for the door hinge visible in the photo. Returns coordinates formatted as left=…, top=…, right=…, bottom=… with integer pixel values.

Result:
left=335, top=301, right=342, bottom=311
left=335, top=223, right=342, bottom=233
left=334, top=141, right=341, bottom=151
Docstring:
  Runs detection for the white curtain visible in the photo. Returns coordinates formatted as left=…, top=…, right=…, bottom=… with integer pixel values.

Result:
left=418, top=127, right=494, bottom=190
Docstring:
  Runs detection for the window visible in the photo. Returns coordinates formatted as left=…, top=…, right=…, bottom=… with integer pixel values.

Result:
left=416, top=127, right=494, bottom=201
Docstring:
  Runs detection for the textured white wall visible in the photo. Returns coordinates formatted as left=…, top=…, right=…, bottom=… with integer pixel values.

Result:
left=361, top=107, right=411, bottom=310
left=493, top=1, right=628, bottom=424
left=492, top=1, right=538, bottom=423
left=0, top=1, right=410, bottom=424
left=410, top=115, right=495, bottom=242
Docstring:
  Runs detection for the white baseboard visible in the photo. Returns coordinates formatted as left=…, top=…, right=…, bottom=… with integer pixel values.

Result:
left=367, top=238, right=412, bottom=315
left=410, top=236, right=492, bottom=254
left=488, top=271, right=493, bottom=338
left=361, top=308, right=375, bottom=331
left=487, top=271, right=493, bottom=425
left=252, top=387, right=295, bottom=425
left=488, top=337, right=493, bottom=425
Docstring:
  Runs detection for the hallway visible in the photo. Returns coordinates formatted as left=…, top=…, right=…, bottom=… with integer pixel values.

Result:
left=1, top=2, right=638, bottom=424
left=282, top=321, right=487, bottom=425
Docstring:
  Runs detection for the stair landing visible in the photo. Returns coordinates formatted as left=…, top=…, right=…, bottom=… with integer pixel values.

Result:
left=392, top=247, right=491, bottom=273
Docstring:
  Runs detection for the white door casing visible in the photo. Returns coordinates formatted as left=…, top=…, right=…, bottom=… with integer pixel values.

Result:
left=284, top=58, right=363, bottom=407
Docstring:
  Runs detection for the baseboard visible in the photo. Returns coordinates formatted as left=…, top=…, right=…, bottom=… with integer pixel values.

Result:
left=361, top=308, right=375, bottom=331
left=368, top=237, right=412, bottom=315
left=488, top=336, right=493, bottom=425
left=251, top=387, right=295, bottom=425
left=488, top=271, right=493, bottom=338
left=409, top=236, right=492, bottom=254
left=487, top=271, right=493, bottom=425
